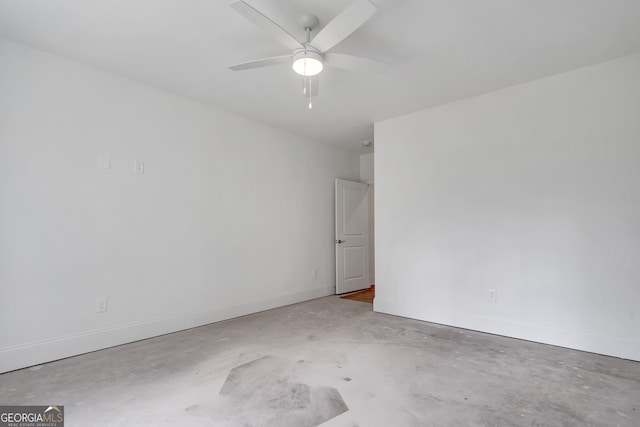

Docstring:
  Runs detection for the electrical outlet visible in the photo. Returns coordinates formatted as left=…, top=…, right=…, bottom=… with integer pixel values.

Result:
left=313, top=269, right=319, bottom=279
left=95, top=297, right=108, bottom=313
left=488, top=289, right=497, bottom=302
left=134, top=160, right=144, bottom=174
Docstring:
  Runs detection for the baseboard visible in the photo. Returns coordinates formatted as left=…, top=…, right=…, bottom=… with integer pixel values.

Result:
left=374, top=298, right=640, bottom=362
left=0, top=285, right=335, bottom=374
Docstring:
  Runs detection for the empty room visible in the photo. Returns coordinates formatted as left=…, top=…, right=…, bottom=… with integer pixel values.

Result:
left=1, top=1, right=639, bottom=426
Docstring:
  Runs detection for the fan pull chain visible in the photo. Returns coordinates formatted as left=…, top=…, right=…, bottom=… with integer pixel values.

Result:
left=305, top=26, right=312, bottom=110
left=302, top=75, right=314, bottom=110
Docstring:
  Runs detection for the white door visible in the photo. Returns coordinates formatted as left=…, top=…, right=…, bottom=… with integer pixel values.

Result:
left=335, top=179, right=370, bottom=294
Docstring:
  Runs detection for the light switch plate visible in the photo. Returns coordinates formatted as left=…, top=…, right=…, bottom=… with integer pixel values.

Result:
left=99, top=154, right=111, bottom=169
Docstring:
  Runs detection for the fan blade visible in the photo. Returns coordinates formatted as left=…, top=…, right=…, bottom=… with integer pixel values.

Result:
left=324, top=53, right=390, bottom=74
left=311, top=0, right=377, bottom=53
left=229, top=55, right=292, bottom=71
left=303, top=76, right=319, bottom=98
left=230, top=1, right=303, bottom=50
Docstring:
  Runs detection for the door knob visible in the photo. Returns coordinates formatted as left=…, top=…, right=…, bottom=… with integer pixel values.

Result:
left=336, top=239, right=346, bottom=244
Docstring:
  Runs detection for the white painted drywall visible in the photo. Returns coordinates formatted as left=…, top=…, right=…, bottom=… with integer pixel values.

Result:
left=0, top=39, right=359, bottom=373
left=359, top=153, right=374, bottom=184
left=375, top=53, right=640, bottom=361
left=359, top=153, right=375, bottom=285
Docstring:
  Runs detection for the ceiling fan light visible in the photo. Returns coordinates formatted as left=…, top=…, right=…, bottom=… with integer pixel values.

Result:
left=292, top=50, right=323, bottom=76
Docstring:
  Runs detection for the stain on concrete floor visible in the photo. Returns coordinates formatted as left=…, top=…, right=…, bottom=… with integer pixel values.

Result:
left=207, top=355, right=348, bottom=426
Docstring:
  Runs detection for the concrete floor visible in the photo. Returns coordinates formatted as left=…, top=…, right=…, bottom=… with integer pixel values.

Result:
left=1, top=296, right=639, bottom=426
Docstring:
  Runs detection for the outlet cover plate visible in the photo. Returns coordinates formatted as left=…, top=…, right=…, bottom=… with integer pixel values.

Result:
left=95, top=297, right=108, bottom=313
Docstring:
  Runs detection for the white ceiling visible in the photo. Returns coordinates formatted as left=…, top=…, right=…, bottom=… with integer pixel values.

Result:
left=1, top=0, right=639, bottom=152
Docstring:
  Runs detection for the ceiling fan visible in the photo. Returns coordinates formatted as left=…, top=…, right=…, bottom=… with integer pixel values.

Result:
left=228, top=0, right=389, bottom=108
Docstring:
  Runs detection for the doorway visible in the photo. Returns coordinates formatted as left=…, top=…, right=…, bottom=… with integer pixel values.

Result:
left=335, top=152, right=375, bottom=296
left=335, top=179, right=370, bottom=294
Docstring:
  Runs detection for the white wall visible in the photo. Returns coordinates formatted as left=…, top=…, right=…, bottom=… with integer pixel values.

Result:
left=360, top=153, right=375, bottom=284
left=0, top=39, right=359, bottom=373
left=359, top=153, right=374, bottom=184
left=375, top=53, right=640, bottom=361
